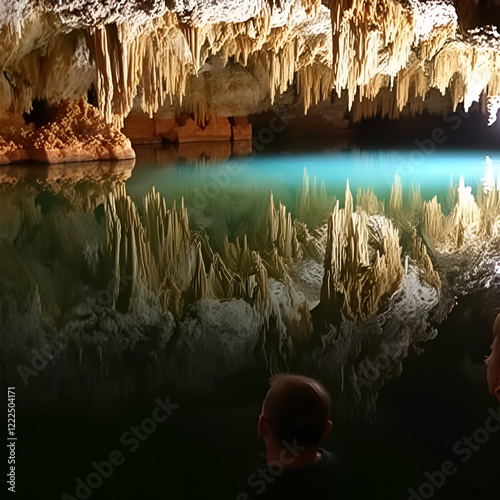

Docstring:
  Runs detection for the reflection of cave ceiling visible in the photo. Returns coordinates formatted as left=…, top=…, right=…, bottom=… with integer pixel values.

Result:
left=1, top=0, right=500, bottom=127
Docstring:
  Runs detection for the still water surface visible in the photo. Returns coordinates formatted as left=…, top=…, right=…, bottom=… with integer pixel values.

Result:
left=4, top=146, right=500, bottom=500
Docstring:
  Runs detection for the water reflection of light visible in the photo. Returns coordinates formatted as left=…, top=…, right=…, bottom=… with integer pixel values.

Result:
left=458, top=175, right=475, bottom=204
left=482, top=156, right=495, bottom=193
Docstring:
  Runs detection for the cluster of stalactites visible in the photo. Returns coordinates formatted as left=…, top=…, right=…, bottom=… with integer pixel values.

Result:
left=88, top=13, right=195, bottom=129
left=104, top=185, right=317, bottom=365
left=320, top=180, right=404, bottom=323
left=74, top=1, right=500, bottom=126
left=86, top=1, right=332, bottom=126
left=106, top=185, right=271, bottom=317
left=329, top=0, right=458, bottom=108
left=4, top=0, right=500, bottom=130
left=349, top=24, right=500, bottom=124
left=0, top=0, right=330, bottom=126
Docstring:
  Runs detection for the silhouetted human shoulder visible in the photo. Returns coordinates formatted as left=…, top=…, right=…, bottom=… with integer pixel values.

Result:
left=259, top=446, right=339, bottom=499
left=486, top=312, right=500, bottom=402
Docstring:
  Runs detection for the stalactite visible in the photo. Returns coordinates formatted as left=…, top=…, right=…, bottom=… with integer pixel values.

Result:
left=329, top=0, right=457, bottom=110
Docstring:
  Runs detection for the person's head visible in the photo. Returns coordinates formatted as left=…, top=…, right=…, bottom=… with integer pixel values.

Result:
left=258, top=374, right=332, bottom=456
left=486, top=313, right=500, bottom=402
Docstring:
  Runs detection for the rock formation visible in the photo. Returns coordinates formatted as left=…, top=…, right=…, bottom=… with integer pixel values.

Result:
left=1, top=1, right=500, bottom=163
left=320, top=181, right=404, bottom=323
left=0, top=100, right=135, bottom=164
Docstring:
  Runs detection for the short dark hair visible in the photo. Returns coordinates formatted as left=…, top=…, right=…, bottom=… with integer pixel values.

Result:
left=262, top=374, right=331, bottom=449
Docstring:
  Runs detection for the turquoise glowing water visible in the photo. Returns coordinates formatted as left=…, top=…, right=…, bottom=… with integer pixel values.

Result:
left=127, top=149, right=500, bottom=212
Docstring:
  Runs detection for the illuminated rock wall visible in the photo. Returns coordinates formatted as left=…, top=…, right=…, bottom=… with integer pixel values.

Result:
left=0, top=100, right=135, bottom=164
left=1, top=0, right=500, bottom=163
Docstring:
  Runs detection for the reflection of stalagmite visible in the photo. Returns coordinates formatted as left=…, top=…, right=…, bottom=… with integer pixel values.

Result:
left=389, top=171, right=403, bottom=212
left=106, top=186, right=281, bottom=318
left=106, top=186, right=197, bottom=317
left=106, top=185, right=144, bottom=312
left=223, top=235, right=269, bottom=305
left=267, top=193, right=300, bottom=261
left=313, top=265, right=440, bottom=422
left=356, top=187, right=380, bottom=215
left=294, top=220, right=327, bottom=261
left=424, top=176, right=485, bottom=251
left=424, top=196, right=446, bottom=241
left=192, top=242, right=208, bottom=300
left=297, top=168, right=331, bottom=228
left=388, top=173, right=422, bottom=219
left=453, top=176, right=481, bottom=248
left=409, top=183, right=423, bottom=215
left=423, top=166, right=500, bottom=258
left=412, top=235, right=441, bottom=293
left=478, top=170, right=500, bottom=237
left=321, top=181, right=404, bottom=323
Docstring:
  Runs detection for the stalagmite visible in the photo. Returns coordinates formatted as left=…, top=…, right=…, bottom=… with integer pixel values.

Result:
left=296, top=168, right=331, bottom=227
left=424, top=196, right=446, bottom=242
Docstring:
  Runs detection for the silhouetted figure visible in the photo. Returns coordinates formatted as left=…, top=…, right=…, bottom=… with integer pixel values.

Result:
left=486, top=312, right=500, bottom=402
left=253, top=374, right=338, bottom=499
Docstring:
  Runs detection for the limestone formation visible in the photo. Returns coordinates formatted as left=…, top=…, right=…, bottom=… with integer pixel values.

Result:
left=422, top=166, right=500, bottom=266
left=321, top=181, right=404, bottom=323
left=0, top=100, right=135, bottom=164
left=1, top=0, right=500, bottom=162
left=4, top=163, right=495, bottom=409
